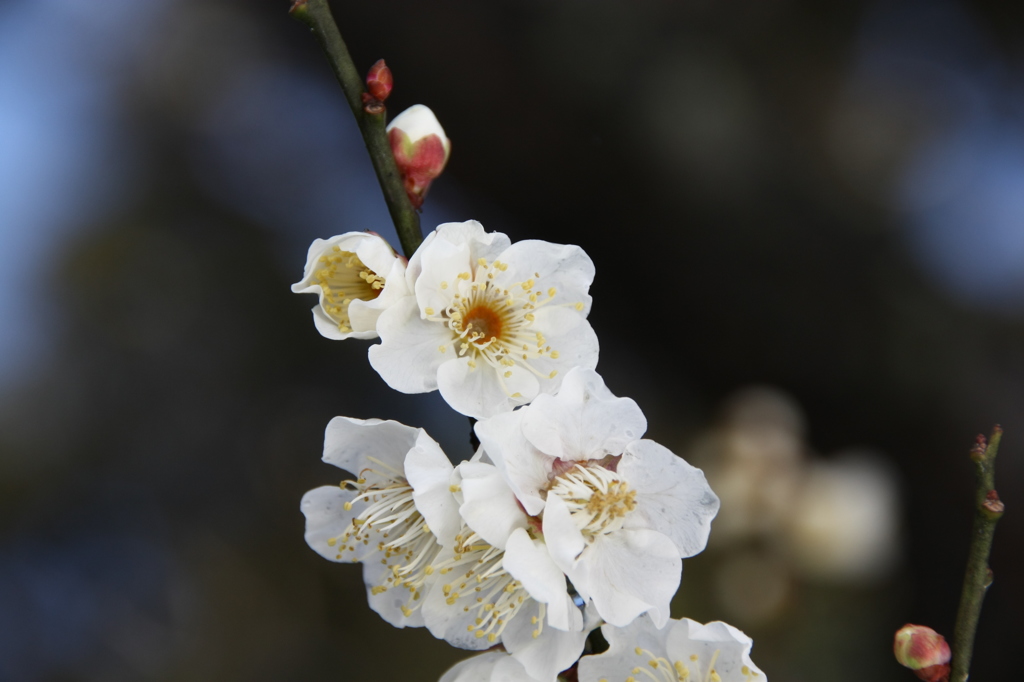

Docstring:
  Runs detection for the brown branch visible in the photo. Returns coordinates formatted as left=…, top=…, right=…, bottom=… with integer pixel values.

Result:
left=289, top=0, right=423, bottom=258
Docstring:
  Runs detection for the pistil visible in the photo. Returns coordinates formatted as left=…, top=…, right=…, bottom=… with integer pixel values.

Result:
left=426, top=258, right=584, bottom=396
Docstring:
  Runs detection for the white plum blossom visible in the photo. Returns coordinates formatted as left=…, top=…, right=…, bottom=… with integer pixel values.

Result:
left=439, top=651, right=547, bottom=682
left=300, top=417, right=460, bottom=628
left=578, top=614, right=766, bottom=682
left=368, top=220, right=599, bottom=419
left=423, top=454, right=590, bottom=682
left=292, top=231, right=409, bottom=340
left=475, top=368, right=720, bottom=628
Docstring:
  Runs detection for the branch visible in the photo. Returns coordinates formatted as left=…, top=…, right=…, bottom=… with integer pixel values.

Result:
left=289, top=0, right=423, bottom=258
left=950, top=426, right=1005, bottom=682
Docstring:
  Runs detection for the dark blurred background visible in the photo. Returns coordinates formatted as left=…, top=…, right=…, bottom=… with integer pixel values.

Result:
left=1, top=0, right=1022, bottom=680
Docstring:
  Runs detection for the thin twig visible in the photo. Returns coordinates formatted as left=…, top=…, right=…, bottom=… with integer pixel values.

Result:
left=950, top=425, right=1004, bottom=682
left=289, top=0, right=423, bottom=258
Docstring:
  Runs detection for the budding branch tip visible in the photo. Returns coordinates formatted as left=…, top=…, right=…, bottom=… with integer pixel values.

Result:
left=982, top=490, right=1004, bottom=516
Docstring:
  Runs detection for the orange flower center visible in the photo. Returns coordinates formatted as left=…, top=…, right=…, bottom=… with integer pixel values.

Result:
left=462, top=305, right=503, bottom=344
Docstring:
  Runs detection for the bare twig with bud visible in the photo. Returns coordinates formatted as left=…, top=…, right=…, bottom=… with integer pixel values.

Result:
left=949, top=426, right=1004, bottom=682
left=289, top=0, right=423, bottom=257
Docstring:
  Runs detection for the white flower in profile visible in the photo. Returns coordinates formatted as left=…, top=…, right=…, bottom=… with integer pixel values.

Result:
left=439, top=651, right=547, bottom=682
left=368, top=220, right=599, bottom=419
left=292, top=231, right=409, bottom=339
left=300, top=417, right=460, bottom=628
left=578, top=614, right=766, bottom=682
left=475, top=367, right=720, bottom=628
left=423, top=454, right=589, bottom=682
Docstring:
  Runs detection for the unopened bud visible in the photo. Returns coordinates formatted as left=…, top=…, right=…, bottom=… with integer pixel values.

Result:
left=366, top=59, right=393, bottom=101
left=894, top=625, right=950, bottom=682
left=387, top=104, right=451, bottom=208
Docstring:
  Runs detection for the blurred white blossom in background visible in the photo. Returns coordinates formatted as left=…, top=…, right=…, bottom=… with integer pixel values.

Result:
left=689, top=387, right=901, bottom=625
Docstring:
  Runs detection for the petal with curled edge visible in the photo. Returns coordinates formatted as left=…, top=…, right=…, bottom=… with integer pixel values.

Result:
left=522, top=367, right=645, bottom=462
left=322, top=416, right=419, bottom=475
left=474, top=410, right=551, bottom=516
left=619, top=439, right=720, bottom=558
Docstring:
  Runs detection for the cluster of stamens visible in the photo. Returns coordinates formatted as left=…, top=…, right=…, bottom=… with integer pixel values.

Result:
left=597, top=646, right=759, bottom=682
left=428, top=525, right=542, bottom=643
left=315, top=246, right=385, bottom=333
left=548, top=463, right=638, bottom=542
left=327, top=457, right=439, bottom=618
left=424, top=257, right=585, bottom=397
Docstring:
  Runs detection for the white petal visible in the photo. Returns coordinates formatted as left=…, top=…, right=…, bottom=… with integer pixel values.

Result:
left=522, top=367, right=645, bottom=461
left=300, top=486, right=369, bottom=562
left=491, top=654, right=548, bottom=682
left=439, top=652, right=505, bottom=682
left=525, top=311, right=600, bottom=397
left=352, top=232, right=401, bottom=275
left=620, top=440, right=720, bottom=557
left=567, top=528, right=682, bottom=628
left=475, top=411, right=551, bottom=516
left=503, top=528, right=579, bottom=632
left=360, top=560, right=426, bottom=629
left=538, top=495, right=588, bottom=598
left=404, top=226, right=436, bottom=290
left=422, top=569, right=494, bottom=651
left=458, top=462, right=529, bottom=549
left=494, top=240, right=595, bottom=311
left=433, top=220, right=511, bottom=261
left=437, top=356, right=538, bottom=419
left=347, top=257, right=410, bottom=333
left=666, top=619, right=766, bottom=682
left=405, top=430, right=459, bottom=548
left=577, top=615, right=671, bottom=682
left=321, top=416, right=419, bottom=474
left=414, top=233, right=472, bottom=317
left=343, top=300, right=383, bottom=338
left=530, top=301, right=588, bottom=336
left=369, top=297, right=451, bottom=393
left=439, top=652, right=549, bottom=682
left=311, top=305, right=372, bottom=340
left=502, top=606, right=588, bottom=682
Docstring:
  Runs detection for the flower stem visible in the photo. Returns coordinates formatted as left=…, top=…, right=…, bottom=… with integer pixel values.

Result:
left=289, top=0, right=423, bottom=258
left=949, top=426, right=1005, bottom=682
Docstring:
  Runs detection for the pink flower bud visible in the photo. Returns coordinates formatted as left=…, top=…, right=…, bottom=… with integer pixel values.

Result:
left=366, top=59, right=393, bottom=102
left=894, top=625, right=950, bottom=682
left=387, top=104, right=451, bottom=208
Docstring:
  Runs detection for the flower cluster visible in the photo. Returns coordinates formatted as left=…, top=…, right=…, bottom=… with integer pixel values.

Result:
left=293, top=109, right=763, bottom=682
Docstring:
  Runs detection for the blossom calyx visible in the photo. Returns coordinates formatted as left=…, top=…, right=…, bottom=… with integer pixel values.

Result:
left=387, top=104, right=451, bottom=208
left=894, top=625, right=950, bottom=682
